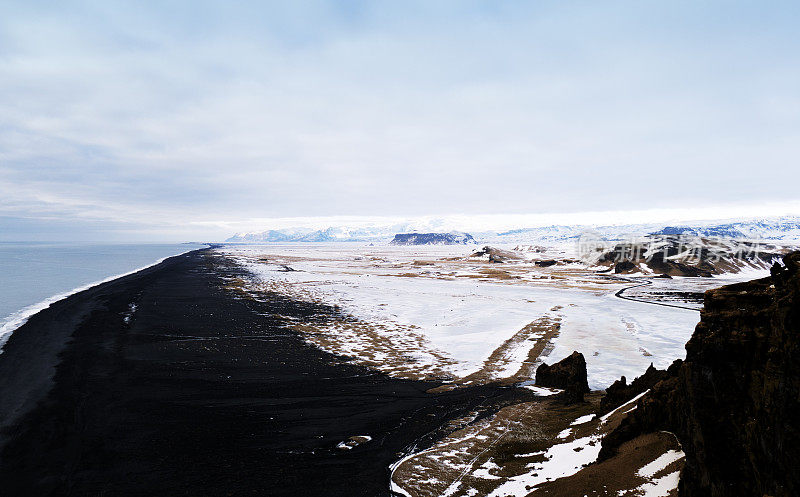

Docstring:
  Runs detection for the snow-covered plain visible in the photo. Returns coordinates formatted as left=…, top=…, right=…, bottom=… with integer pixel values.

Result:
left=218, top=243, right=763, bottom=389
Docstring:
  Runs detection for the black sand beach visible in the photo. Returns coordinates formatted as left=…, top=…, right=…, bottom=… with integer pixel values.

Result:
left=0, top=249, right=522, bottom=496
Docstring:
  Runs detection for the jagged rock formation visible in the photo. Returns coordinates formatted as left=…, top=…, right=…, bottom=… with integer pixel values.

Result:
left=599, top=252, right=800, bottom=496
left=597, top=235, right=783, bottom=277
left=470, top=246, right=525, bottom=263
left=469, top=247, right=573, bottom=265
left=613, top=259, right=637, bottom=274
left=643, top=251, right=714, bottom=277
left=599, top=362, right=677, bottom=415
left=535, top=351, right=590, bottom=404
left=390, top=232, right=475, bottom=245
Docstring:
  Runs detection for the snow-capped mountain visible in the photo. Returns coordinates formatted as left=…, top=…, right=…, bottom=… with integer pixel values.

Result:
left=485, top=216, right=800, bottom=244
left=226, top=218, right=470, bottom=243
left=649, top=218, right=800, bottom=241
left=225, top=216, right=800, bottom=244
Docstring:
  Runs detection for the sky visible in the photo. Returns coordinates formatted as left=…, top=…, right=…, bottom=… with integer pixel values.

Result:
left=1, top=0, right=799, bottom=241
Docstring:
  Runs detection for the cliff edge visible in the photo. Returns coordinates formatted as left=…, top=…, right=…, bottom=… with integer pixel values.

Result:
left=599, top=251, right=800, bottom=496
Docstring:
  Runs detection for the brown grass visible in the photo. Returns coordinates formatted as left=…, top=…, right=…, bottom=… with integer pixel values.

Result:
left=430, top=310, right=562, bottom=393
left=392, top=391, right=683, bottom=497
left=391, top=395, right=602, bottom=497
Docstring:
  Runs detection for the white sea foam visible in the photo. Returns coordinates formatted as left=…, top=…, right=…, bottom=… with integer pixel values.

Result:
left=0, top=249, right=197, bottom=354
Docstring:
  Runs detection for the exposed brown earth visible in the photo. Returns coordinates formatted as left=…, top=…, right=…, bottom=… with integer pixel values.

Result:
left=391, top=388, right=684, bottom=497
left=535, top=431, right=683, bottom=497
left=430, top=310, right=563, bottom=393
left=391, top=395, right=599, bottom=497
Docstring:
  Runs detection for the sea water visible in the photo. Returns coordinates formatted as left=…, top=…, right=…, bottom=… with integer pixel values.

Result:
left=0, top=242, right=205, bottom=351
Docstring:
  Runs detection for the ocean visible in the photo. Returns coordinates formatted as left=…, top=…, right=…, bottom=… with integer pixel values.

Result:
left=0, top=242, right=205, bottom=351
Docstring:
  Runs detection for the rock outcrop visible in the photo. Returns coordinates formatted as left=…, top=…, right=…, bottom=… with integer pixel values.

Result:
left=613, top=260, right=637, bottom=274
left=470, top=246, right=525, bottom=263
left=535, top=351, right=590, bottom=404
left=599, top=362, right=677, bottom=415
left=390, top=232, right=475, bottom=245
left=597, top=235, right=782, bottom=277
left=599, top=251, right=800, bottom=497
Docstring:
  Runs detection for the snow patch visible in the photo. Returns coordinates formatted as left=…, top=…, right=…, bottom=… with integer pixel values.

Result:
left=638, top=450, right=684, bottom=478
left=487, top=435, right=602, bottom=496
left=570, top=414, right=596, bottom=426
left=636, top=470, right=681, bottom=497
left=601, top=390, right=650, bottom=424
left=521, top=385, right=562, bottom=396
left=557, top=428, right=572, bottom=439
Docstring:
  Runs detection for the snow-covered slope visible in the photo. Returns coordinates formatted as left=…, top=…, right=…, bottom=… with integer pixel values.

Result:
left=225, top=216, right=800, bottom=244
left=649, top=217, right=800, bottom=241
left=227, top=221, right=451, bottom=243
left=489, top=216, right=800, bottom=244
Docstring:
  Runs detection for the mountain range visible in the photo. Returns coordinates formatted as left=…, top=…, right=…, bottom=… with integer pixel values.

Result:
left=225, top=216, right=800, bottom=244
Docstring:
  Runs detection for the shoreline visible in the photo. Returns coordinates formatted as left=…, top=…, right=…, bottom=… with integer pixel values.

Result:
left=0, top=248, right=524, bottom=496
left=0, top=249, right=207, bottom=449
left=0, top=246, right=204, bottom=353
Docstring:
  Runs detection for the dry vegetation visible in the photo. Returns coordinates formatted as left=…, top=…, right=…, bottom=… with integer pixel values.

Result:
left=392, top=392, right=683, bottom=497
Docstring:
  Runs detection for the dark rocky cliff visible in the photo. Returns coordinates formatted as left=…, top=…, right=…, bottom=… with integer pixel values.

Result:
left=535, top=351, right=590, bottom=404
left=598, top=361, right=676, bottom=415
left=599, top=251, right=800, bottom=496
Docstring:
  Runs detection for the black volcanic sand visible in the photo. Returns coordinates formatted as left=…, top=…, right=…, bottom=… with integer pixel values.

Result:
left=0, top=249, right=528, bottom=496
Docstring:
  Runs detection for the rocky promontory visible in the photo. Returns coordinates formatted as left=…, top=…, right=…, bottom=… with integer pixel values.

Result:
left=535, top=351, right=590, bottom=404
left=599, top=251, right=800, bottom=496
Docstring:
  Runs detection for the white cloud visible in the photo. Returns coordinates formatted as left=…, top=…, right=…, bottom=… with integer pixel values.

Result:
left=1, top=1, right=799, bottom=240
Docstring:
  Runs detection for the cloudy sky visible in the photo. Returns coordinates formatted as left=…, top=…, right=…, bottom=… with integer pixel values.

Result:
left=1, top=1, right=799, bottom=241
